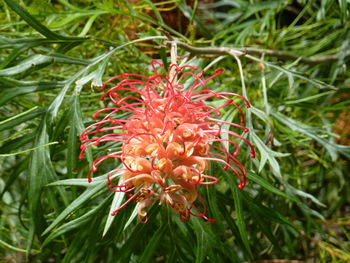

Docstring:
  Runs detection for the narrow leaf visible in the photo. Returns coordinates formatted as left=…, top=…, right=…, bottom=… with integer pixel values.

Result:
left=3, top=0, right=85, bottom=40
left=42, top=181, right=106, bottom=236
left=139, top=224, right=167, bottom=263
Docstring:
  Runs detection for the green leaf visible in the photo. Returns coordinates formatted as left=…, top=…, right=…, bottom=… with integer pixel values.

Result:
left=0, top=54, right=88, bottom=77
left=0, top=107, right=45, bottom=133
left=0, top=47, right=26, bottom=70
left=0, top=129, right=31, bottom=146
left=0, top=157, right=29, bottom=198
left=190, top=217, right=234, bottom=262
left=117, top=207, right=159, bottom=262
left=47, top=173, right=107, bottom=187
left=0, top=141, right=58, bottom=157
left=42, top=180, right=106, bottom=236
left=139, top=224, right=167, bottom=263
left=225, top=171, right=253, bottom=259
left=283, top=181, right=326, bottom=208
left=0, top=36, right=76, bottom=49
left=26, top=122, right=51, bottom=255
left=0, top=81, right=65, bottom=106
left=67, top=95, right=83, bottom=178
left=247, top=172, right=299, bottom=203
left=250, top=132, right=289, bottom=177
left=3, top=0, right=85, bottom=41
left=284, top=91, right=335, bottom=104
left=102, top=177, right=125, bottom=236
left=246, top=206, right=281, bottom=252
left=271, top=110, right=350, bottom=160
left=0, top=55, right=51, bottom=77
left=61, top=227, right=89, bottom=263
left=194, top=226, right=207, bottom=263
left=243, top=192, right=296, bottom=229
left=42, top=195, right=110, bottom=247
left=123, top=205, right=139, bottom=230
left=245, top=54, right=336, bottom=90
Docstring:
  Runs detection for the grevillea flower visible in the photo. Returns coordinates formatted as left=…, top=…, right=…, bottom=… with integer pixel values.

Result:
left=80, top=61, right=255, bottom=223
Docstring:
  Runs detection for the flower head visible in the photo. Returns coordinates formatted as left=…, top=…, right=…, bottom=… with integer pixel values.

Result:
left=80, top=61, right=255, bottom=223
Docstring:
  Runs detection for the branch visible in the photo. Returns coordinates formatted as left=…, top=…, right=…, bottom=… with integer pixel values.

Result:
left=170, top=41, right=350, bottom=65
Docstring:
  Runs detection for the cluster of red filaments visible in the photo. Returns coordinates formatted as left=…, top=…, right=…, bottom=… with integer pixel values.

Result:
left=80, top=61, right=255, bottom=223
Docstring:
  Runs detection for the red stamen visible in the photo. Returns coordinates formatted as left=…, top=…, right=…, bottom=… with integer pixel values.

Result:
left=79, top=62, right=254, bottom=223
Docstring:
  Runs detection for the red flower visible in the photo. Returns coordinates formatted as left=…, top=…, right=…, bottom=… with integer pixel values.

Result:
left=80, top=61, right=255, bottom=223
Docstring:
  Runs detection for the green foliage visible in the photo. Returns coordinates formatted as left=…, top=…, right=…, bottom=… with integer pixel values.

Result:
left=1, top=0, right=349, bottom=262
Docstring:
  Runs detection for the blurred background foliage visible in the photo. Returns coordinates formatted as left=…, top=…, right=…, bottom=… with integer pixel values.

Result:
left=0, top=0, right=350, bottom=262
